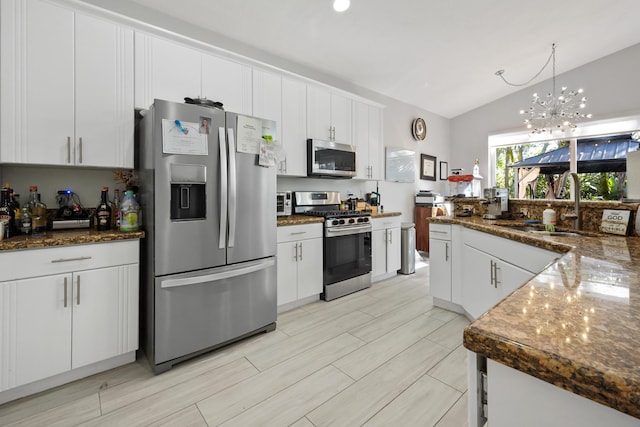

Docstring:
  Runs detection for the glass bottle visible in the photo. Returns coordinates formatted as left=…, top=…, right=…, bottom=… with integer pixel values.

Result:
left=10, top=189, right=22, bottom=234
left=28, top=186, right=48, bottom=234
left=96, top=187, right=112, bottom=231
left=20, top=207, right=32, bottom=235
left=119, top=190, right=140, bottom=232
left=0, top=188, right=15, bottom=239
left=111, top=189, right=121, bottom=229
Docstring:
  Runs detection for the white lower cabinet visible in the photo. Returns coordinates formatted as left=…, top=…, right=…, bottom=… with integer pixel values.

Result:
left=0, top=240, right=139, bottom=396
left=372, top=217, right=401, bottom=281
left=276, top=223, right=323, bottom=307
left=461, top=228, right=559, bottom=319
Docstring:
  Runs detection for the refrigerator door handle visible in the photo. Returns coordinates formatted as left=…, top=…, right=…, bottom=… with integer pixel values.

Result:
left=227, top=127, right=237, bottom=248
left=160, top=258, right=275, bottom=288
left=218, top=127, right=228, bottom=249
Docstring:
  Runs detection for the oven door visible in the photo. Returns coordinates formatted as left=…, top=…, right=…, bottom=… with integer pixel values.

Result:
left=323, top=225, right=372, bottom=285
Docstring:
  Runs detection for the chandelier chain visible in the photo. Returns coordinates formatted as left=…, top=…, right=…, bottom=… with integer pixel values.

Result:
left=495, top=44, right=555, bottom=87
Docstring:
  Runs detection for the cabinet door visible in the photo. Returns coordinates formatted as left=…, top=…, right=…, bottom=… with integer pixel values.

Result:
left=330, top=92, right=352, bottom=144
left=354, top=101, right=370, bottom=179
left=134, top=34, right=201, bottom=109
left=280, top=78, right=307, bottom=176
left=2, top=274, right=72, bottom=389
left=0, top=0, right=74, bottom=165
left=430, top=238, right=452, bottom=301
left=386, top=227, right=402, bottom=273
left=297, top=238, right=323, bottom=299
left=75, top=13, right=134, bottom=168
left=307, top=85, right=332, bottom=141
left=202, top=54, right=252, bottom=115
left=496, top=259, right=536, bottom=299
left=367, top=105, right=383, bottom=180
left=252, top=69, right=281, bottom=124
left=462, top=244, right=500, bottom=319
left=72, top=264, right=139, bottom=369
left=277, top=241, right=298, bottom=306
left=371, top=229, right=388, bottom=278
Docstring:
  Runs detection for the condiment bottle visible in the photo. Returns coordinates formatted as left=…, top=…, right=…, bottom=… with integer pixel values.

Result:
left=119, top=190, right=140, bottom=232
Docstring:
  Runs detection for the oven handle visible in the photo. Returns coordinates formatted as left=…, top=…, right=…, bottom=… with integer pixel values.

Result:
left=160, top=258, right=275, bottom=288
left=325, top=224, right=372, bottom=237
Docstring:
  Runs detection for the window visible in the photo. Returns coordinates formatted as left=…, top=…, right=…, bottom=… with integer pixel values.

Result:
left=488, top=115, right=640, bottom=200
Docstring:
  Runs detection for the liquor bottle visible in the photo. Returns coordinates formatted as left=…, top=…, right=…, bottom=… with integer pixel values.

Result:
left=111, top=189, right=121, bottom=229
left=119, top=190, right=140, bottom=232
left=96, top=187, right=112, bottom=231
left=20, top=207, right=32, bottom=235
left=28, top=186, right=48, bottom=234
left=9, top=188, right=22, bottom=234
left=0, top=188, right=15, bottom=239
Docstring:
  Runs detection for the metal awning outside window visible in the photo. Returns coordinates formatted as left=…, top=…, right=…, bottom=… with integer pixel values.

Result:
left=508, top=135, right=640, bottom=174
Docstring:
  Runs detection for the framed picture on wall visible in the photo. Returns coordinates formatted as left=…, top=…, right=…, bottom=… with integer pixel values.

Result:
left=440, top=161, right=448, bottom=180
left=420, top=154, right=437, bottom=181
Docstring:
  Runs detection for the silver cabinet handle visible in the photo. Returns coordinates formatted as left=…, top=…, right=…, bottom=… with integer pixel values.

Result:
left=290, top=231, right=307, bottom=236
left=298, top=242, right=303, bottom=261
left=294, top=242, right=299, bottom=261
left=51, top=256, right=92, bottom=263
left=389, top=229, right=393, bottom=244
left=67, top=137, right=71, bottom=163
left=78, top=137, right=83, bottom=163
left=493, top=261, right=500, bottom=287
left=489, top=260, right=497, bottom=288
left=64, top=277, right=68, bottom=308
left=76, top=275, right=81, bottom=305
left=445, top=242, right=449, bottom=261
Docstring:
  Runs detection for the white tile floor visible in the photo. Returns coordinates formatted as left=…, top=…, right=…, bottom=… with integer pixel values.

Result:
left=0, top=252, right=470, bottom=426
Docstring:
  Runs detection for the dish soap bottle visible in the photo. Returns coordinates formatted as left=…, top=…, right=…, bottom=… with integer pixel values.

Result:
left=542, top=204, right=556, bottom=231
left=472, top=159, right=480, bottom=177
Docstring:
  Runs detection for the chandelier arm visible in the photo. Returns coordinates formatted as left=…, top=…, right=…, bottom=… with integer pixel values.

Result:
left=495, top=44, right=555, bottom=87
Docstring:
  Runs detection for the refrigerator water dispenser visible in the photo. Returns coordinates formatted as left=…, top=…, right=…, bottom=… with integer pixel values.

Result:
left=170, top=164, right=206, bottom=220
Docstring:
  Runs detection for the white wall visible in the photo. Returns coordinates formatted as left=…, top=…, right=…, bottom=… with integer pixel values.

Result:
left=450, top=43, right=640, bottom=188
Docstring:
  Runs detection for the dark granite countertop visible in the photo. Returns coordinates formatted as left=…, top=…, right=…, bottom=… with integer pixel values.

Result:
left=0, top=229, right=145, bottom=251
left=428, top=216, right=640, bottom=419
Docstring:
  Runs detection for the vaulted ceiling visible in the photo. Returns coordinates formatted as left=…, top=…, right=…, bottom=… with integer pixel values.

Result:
left=120, top=0, right=640, bottom=118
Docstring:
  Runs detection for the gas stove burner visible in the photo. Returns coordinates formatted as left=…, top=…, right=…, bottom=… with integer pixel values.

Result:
left=302, top=209, right=367, bottom=219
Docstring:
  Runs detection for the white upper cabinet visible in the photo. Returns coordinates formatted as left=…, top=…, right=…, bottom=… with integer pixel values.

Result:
left=280, top=77, right=307, bottom=176
left=135, top=33, right=252, bottom=115
left=354, top=101, right=383, bottom=180
left=203, top=54, right=252, bottom=115
left=252, top=69, right=282, bottom=124
left=0, top=0, right=134, bottom=168
left=307, top=85, right=352, bottom=144
left=134, top=33, right=201, bottom=108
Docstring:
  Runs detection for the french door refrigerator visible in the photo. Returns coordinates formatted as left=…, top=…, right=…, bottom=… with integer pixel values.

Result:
left=139, top=99, right=277, bottom=373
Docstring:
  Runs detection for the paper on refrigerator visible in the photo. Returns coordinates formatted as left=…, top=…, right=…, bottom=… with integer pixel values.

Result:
left=162, top=119, right=208, bottom=155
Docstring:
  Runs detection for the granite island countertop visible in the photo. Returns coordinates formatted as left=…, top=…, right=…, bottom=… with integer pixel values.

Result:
left=428, top=216, right=640, bottom=419
left=0, top=229, right=145, bottom=251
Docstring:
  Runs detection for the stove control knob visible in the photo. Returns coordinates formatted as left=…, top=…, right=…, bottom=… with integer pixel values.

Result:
left=362, top=217, right=369, bottom=222
left=349, top=218, right=355, bottom=224
left=332, top=220, right=339, bottom=226
left=339, top=219, right=345, bottom=225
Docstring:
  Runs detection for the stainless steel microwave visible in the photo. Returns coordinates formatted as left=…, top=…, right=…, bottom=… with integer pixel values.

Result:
left=276, top=191, right=292, bottom=216
left=307, top=139, right=357, bottom=178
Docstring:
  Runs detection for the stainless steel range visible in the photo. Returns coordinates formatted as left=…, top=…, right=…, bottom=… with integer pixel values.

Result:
left=294, top=191, right=372, bottom=301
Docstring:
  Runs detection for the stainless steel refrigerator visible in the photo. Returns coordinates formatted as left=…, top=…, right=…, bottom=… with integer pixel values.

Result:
left=139, top=99, right=277, bottom=373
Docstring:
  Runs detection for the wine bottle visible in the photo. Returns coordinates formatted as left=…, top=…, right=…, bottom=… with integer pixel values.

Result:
left=0, top=188, right=15, bottom=239
left=96, top=187, right=112, bottom=231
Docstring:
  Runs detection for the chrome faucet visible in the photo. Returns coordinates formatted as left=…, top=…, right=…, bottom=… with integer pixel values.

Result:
left=560, top=172, right=581, bottom=230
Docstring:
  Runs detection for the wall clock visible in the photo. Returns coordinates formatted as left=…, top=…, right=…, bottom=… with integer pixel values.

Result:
left=412, top=118, right=427, bottom=141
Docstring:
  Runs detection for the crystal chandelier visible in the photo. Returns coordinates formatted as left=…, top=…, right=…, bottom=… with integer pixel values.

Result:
left=496, top=44, right=592, bottom=134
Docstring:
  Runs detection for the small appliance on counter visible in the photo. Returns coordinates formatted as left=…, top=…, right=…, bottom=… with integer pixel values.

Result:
left=482, top=187, right=509, bottom=219
left=51, top=189, right=90, bottom=229
left=276, top=191, right=292, bottom=216
left=415, top=191, right=444, bottom=206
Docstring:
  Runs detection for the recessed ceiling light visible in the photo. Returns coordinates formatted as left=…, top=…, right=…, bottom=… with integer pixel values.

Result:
left=333, top=0, right=350, bottom=12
